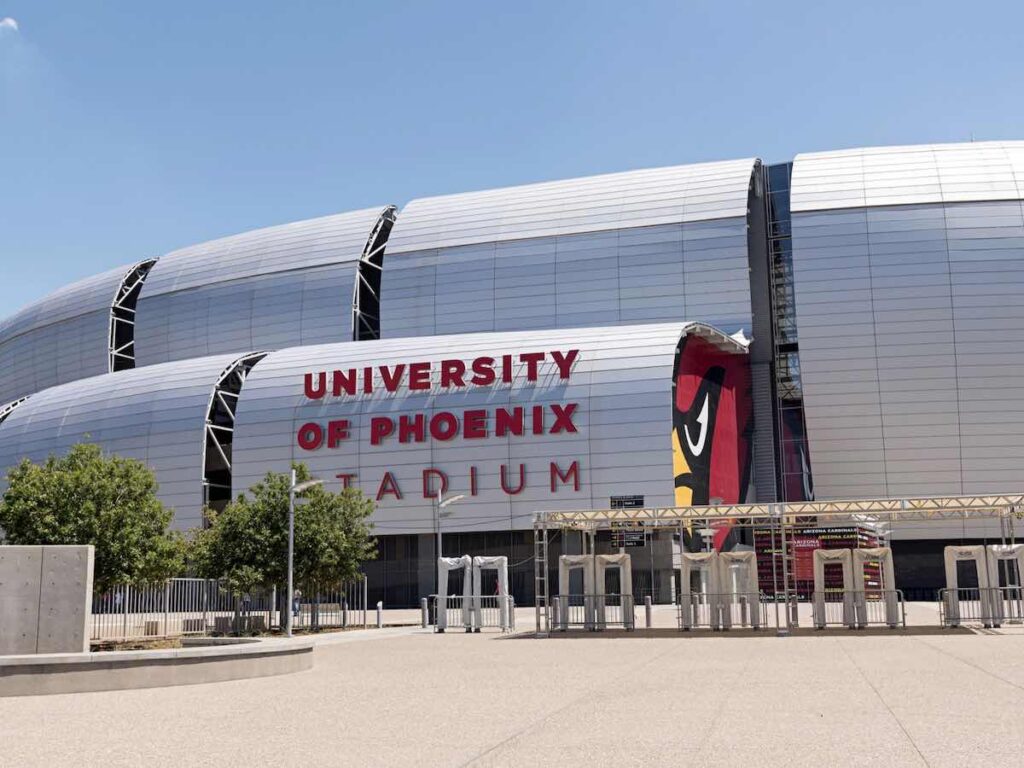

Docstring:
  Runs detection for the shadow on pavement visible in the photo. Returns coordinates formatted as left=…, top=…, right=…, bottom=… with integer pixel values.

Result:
left=499, top=625, right=978, bottom=639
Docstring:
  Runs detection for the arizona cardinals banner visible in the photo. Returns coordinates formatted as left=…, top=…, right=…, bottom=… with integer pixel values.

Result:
left=671, top=334, right=753, bottom=549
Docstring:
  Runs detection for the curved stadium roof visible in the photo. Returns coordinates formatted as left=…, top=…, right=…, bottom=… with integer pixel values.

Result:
left=791, top=140, right=1024, bottom=212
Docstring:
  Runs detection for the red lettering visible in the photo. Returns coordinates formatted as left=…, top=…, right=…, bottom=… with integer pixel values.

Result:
left=335, top=473, right=357, bottom=489
left=304, top=372, right=326, bottom=399
left=550, top=461, right=580, bottom=492
left=551, top=349, right=579, bottom=379
left=408, top=361, right=431, bottom=390
left=327, top=419, right=350, bottom=448
left=495, top=407, right=524, bottom=437
left=500, top=464, right=526, bottom=495
left=370, top=416, right=395, bottom=445
left=470, top=465, right=478, bottom=496
left=422, top=468, right=448, bottom=499
left=376, top=472, right=402, bottom=501
left=379, top=364, right=406, bottom=392
left=532, top=405, right=544, bottom=435
left=332, top=369, right=356, bottom=397
left=429, top=411, right=459, bottom=441
left=464, top=409, right=487, bottom=439
left=470, top=357, right=496, bottom=386
left=362, top=366, right=373, bottom=394
left=520, top=352, right=545, bottom=381
left=297, top=422, right=323, bottom=451
left=501, top=354, right=513, bottom=383
left=440, top=359, right=466, bottom=388
left=550, top=403, right=578, bottom=434
left=398, top=413, right=425, bottom=443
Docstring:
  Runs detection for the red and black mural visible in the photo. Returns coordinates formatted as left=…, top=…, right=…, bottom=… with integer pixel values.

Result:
left=671, top=334, right=753, bottom=550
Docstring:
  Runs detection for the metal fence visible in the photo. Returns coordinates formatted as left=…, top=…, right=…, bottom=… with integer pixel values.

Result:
left=553, top=594, right=635, bottom=631
left=91, top=576, right=367, bottom=643
left=292, top=580, right=369, bottom=632
left=939, top=586, right=1024, bottom=628
left=811, top=590, right=905, bottom=629
left=430, top=595, right=515, bottom=632
left=677, top=593, right=767, bottom=630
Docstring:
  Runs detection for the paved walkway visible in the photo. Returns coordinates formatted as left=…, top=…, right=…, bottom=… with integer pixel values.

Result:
left=3, top=626, right=1024, bottom=767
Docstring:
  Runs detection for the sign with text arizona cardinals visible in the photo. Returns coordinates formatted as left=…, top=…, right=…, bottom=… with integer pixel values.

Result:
left=295, top=350, right=584, bottom=501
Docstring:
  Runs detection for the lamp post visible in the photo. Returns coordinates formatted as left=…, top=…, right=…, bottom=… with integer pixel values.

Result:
left=435, top=490, right=465, bottom=590
left=287, top=469, right=324, bottom=637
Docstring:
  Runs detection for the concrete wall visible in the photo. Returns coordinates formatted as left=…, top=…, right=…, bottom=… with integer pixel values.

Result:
left=0, top=545, right=93, bottom=655
left=0, top=637, right=314, bottom=697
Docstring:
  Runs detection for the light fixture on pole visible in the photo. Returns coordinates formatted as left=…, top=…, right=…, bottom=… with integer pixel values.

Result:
left=435, top=490, right=465, bottom=590
left=287, top=469, right=324, bottom=638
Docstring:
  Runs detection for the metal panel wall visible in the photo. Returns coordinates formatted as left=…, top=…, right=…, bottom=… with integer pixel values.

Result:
left=0, top=353, right=254, bottom=529
left=232, top=324, right=747, bottom=536
left=381, top=161, right=757, bottom=339
left=134, top=207, right=392, bottom=366
left=0, top=264, right=135, bottom=405
left=792, top=144, right=1024, bottom=537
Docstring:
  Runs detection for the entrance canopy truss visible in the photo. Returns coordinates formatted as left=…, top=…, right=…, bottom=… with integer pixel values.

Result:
left=535, top=495, right=1024, bottom=531
left=531, top=495, right=1023, bottom=636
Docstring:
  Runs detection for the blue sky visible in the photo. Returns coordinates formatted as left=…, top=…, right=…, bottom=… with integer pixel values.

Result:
left=1, top=1, right=1023, bottom=318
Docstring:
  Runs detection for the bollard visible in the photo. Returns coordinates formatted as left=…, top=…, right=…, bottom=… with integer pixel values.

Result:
left=552, top=596, right=560, bottom=630
left=376, top=601, right=383, bottom=629
left=421, top=598, right=429, bottom=628
left=645, top=596, right=652, bottom=629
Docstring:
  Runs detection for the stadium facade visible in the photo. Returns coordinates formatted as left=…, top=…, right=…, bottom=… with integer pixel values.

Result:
left=1, top=140, right=1022, bottom=605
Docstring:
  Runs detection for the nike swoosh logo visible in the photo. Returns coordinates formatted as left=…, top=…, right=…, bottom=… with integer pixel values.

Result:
left=685, top=394, right=709, bottom=456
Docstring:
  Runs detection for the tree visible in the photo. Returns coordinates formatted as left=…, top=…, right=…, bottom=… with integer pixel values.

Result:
left=0, top=442, right=185, bottom=592
left=190, top=463, right=376, bottom=594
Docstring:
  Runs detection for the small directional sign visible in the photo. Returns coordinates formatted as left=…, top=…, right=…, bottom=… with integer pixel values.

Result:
left=610, top=495, right=644, bottom=509
left=611, top=530, right=647, bottom=548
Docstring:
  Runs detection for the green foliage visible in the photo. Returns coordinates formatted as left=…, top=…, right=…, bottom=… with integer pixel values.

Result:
left=0, top=442, right=185, bottom=592
left=190, top=463, right=376, bottom=593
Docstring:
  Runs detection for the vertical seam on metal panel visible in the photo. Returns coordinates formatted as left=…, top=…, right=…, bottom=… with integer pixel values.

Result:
left=35, top=548, right=45, bottom=654
left=491, top=240, right=497, bottom=332
left=615, top=228, right=622, bottom=323
left=585, top=343, right=596, bottom=512
left=863, top=147, right=890, bottom=497
left=431, top=250, right=438, bottom=336
left=553, top=235, right=560, bottom=328
left=937, top=192, right=966, bottom=496
left=506, top=342, right=514, bottom=542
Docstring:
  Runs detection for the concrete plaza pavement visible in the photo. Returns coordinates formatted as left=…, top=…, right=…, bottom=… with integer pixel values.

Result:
left=3, top=625, right=1024, bottom=767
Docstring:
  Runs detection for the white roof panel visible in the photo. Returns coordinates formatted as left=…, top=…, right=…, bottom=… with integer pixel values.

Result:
left=792, top=141, right=1024, bottom=213
left=0, top=262, right=135, bottom=342
left=387, top=159, right=758, bottom=253
left=142, top=207, right=390, bottom=297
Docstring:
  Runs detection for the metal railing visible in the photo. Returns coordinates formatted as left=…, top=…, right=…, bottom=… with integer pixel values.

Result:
left=939, top=586, right=1024, bottom=628
left=764, top=592, right=802, bottom=629
left=677, top=592, right=767, bottom=630
left=430, top=595, right=516, bottom=632
left=811, top=590, right=905, bottom=629
left=553, top=594, right=635, bottom=631
left=292, top=579, right=368, bottom=631
left=91, top=576, right=367, bottom=643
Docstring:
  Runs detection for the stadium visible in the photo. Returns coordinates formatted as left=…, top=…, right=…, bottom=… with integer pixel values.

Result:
left=2, top=140, right=1023, bottom=607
